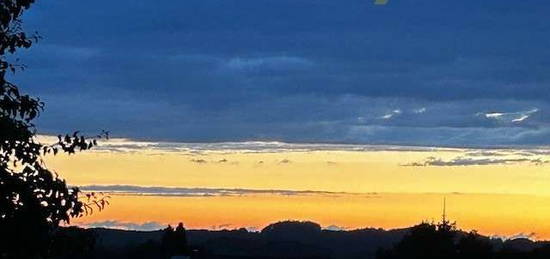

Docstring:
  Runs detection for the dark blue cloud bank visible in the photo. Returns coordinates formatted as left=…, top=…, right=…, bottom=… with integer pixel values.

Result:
left=10, top=0, right=550, bottom=146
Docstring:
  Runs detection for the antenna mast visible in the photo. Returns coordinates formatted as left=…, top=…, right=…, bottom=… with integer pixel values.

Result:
left=442, top=197, right=447, bottom=223
left=443, top=197, right=447, bottom=223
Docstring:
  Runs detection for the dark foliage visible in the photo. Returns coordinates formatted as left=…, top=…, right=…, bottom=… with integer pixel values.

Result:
left=376, top=221, right=458, bottom=259
left=0, top=1, right=106, bottom=258
left=127, top=240, right=164, bottom=259
left=50, top=220, right=550, bottom=259
left=456, top=231, right=494, bottom=258
left=48, top=227, right=97, bottom=259
left=162, top=222, right=189, bottom=257
left=261, top=220, right=322, bottom=243
left=376, top=220, right=550, bottom=259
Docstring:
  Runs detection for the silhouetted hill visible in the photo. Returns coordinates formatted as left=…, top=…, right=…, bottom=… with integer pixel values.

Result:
left=502, top=238, right=539, bottom=252
left=88, top=221, right=407, bottom=259
left=68, top=221, right=550, bottom=259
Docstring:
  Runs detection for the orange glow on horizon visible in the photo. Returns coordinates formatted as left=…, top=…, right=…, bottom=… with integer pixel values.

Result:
left=42, top=138, right=550, bottom=239
left=74, top=193, right=550, bottom=240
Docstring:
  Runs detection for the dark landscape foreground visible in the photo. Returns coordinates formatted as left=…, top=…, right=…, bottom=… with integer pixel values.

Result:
left=51, top=221, right=550, bottom=259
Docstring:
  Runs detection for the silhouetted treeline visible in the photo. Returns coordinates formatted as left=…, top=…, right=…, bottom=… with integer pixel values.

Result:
left=47, top=223, right=189, bottom=259
left=41, top=220, right=550, bottom=259
left=376, top=220, right=550, bottom=259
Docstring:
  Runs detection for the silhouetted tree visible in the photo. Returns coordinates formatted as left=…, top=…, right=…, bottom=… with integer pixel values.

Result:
left=48, top=227, right=97, bottom=259
left=456, top=231, right=494, bottom=259
left=0, top=1, right=106, bottom=258
left=128, top=240, right=163, bottom=259
left=162, top=223, right=188, bottom=258
left=261, top=220, right=322, bottom=243
left=376, top=221, right=457, bottom=259
left=376, top=220, right=517, bottom=259
left=530, top=244, right=550, bottom=259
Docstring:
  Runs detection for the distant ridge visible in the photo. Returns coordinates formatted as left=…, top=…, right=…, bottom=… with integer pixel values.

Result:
left=79, top=220, right=550, bottom=259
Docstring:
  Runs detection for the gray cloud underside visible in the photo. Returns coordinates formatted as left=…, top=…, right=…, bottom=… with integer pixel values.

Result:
left=41, top=134, right=550, bottom=166
left=404, top=156, right=548, bottom=167
left=11, top=0, right=550, bottom=146
left=80, top=185, right=376, bottom=197
left=83, top=139, right=459, bottom=154
left=403, top=146, right=550, bottom=166
left=84, top=138, right=550, bottom=159
left=81, top=220, right=166, bottom=231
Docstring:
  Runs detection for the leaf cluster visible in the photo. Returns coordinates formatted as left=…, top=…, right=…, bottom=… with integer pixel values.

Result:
left=0, top=1, right=108, bottom=257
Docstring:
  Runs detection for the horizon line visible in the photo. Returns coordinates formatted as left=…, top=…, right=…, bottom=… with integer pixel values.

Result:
left=37, top=134, right=550, bottom=151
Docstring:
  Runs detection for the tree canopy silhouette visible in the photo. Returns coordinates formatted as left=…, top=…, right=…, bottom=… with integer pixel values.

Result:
left=0, top=1, right=106, bottom=258
left=261, top=220, right=322, bottom=243
left=376, top=220, right=500, bottom=259
left=376, top=221, right=458, bottom=259
left=161, top=222, right=189, bottom=257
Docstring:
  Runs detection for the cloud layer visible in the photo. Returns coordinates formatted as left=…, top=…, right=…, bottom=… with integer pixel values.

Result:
left=38, top=135, right=452, bottom=154
left=79, top=185, right=365, bottom=197
left=404, top=148, right=550, bottom=167
left=80, top=220, right=166, bottom=231
left=404, top=156, right=548, bottom=167
left=13, top=0, right=550, bottom=146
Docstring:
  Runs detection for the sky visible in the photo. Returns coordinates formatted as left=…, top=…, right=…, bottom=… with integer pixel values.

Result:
left=10, top=0, right=550, bottom=146
left=10, top=0, right=550, bottom=238
left=42, top=136, right=550, bottom=238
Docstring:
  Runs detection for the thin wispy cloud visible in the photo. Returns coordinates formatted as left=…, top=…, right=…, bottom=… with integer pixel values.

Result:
left=79, top=185, right=370, bottom=197
left=279, top=159, right=292, bottom=164
left=222, top=56, right=314, bottom=73
left=380, top=109, right=402, bottom=120
left=210, top=223, right=232, bottom=230
left=478, top=108, right=539, bottom=124
left=404, top=156, right=548, bottom=167
left=324, top=225, right=348, bottom=231
left=81, top=220, right=166, bottom=231
left=190, top=159, right=208, bottom=164
left=413, top=107, right=427, bottom=114
left=38, top=135, right=458, bottom=154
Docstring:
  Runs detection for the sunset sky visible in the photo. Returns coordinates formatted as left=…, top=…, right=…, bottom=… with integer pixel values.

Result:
left=43, top=138, right=550, bottom=239
left=11, top=0, right=550, bottom=239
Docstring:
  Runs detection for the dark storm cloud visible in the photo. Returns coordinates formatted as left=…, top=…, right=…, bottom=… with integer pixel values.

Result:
left=11, top=0, right=550, bottom=146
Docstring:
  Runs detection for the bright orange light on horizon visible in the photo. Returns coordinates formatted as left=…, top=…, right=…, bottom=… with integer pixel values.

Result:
left=73, top=193, right=550, bottom=240
left=43, top=138, right=550, bottom=239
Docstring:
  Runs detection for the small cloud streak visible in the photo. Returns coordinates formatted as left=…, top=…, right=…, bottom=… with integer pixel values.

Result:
left=79, top=185, right=368, bottom=197
left=190, top=159, right=208, bottom=164
left=478, top=108, right=539, bottom=124
left=36, top=135, right=453, bottom=155
left=210, top=224, right=232, bottom=230
left=380, top=109, right=402, bottom=120
left=492, top=232, right=538, bottom=241
left=222, top=56, right=313, bottom=73
left=81, top=220, right=166, bottom=231
left=279, top=159, right=292, bottom=164
left=413, top=107, right=427, bottom=114
left=324, top=225, right=348, bottom=231
left=404, top=156, right=548, bottom=167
